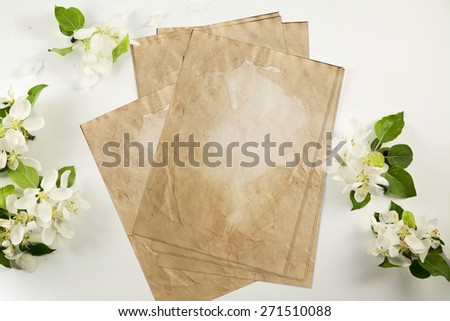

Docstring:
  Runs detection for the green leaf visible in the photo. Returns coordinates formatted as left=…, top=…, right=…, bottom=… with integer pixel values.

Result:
left=402, top=211, right=416, bottom=229
left=429, top=246, right=443, bottom=254
left=22, top=243, right=55, bottom=256
left=370, top=138, right=380, bottom=151
left=112, top=34, right=130, bottom=63
left=374, top=111, right=404, bottom=143
left=418, top=253, right=450, bottom=281
left=350, top=191, right=371, bottom=210
left=374, top=212, right=380, bottom=222
left=7, top=162, right=40, bottom=189
left=54, top=6, right=85, bottom=32
left=0, top=252, right=11, bottom=269
left=379, top=147, right=390, bottom=157
left=0, top=208, right=9, bottom=219
left=56, top=166, right=76, bottom=188
left=378, top=257, right=400, bottom=268
left=49, top=46, right=74, bottom=56
left=409, top=260, right=431, bottom=279
left=0, top=185, right=15, bottom=210
left=0, top=107, right=10, bottom=118
left=59, top=25, right=74, bottom=36
left=385, top=144, right=413, bottom=169
left=26, top=84, right=48, bottom=107
left=384, top=167, right=417, bottom=198
left=389, top=201, right=404, bottom=217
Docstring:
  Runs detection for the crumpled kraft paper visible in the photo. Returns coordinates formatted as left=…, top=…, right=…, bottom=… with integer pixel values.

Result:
left=150, top=70, right=343, bottom=287
left=83, top=14, right=311, bottom=300
left=132, top=12, right=286, bottom=97
left=133, top=30, right=344, bottom=286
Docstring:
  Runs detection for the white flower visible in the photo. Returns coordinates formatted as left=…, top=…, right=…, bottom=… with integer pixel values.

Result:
left=0, top=129, right=41, bottom=170
left=1, top=202, right=38, bottom=246
left=379, top=210, right=400, bottom=224
left=13, top=252, right=37, bottom=272
left=367, top=226, right=411, bottom=267
left=2, top=97, right=45, bottom=132
left=75, top=18, right=137, bottom=88
left=417, top=217, right=441, bottom=242
left=0, top=128, right=28, bottom=153
left=340, top=118, right=372, bottom=160
left=14, top=169, right=73, bottom=223
left=327, top=119, right=389, bottom=203
left=42, top=219, right=75, bottom=247
left=405, top=233, right=430, bottom=262
left=337, top=159, right=389, bottom=202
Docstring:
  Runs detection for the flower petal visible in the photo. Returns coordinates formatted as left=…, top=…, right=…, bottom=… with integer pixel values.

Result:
left=11, top=224, right=25, bottom=245
left=37, top=201, right=52, bottom=222
left=41, top=169, right=58, bottom=192
left=388, top=255, right=411, bottom=267
left=0, top=151, right=7, bottom=169
left=14, top=194, right=37, bottom=210
left=2, top=115, right=13, bottom=128
left=354, top=189, right=367, bottom=203
left=41, top=227, right=56, bottom=246
left=9, top=98, right=31, bottom=120
left=73, top=27, right=97, bottom=40
left=60, top=170, right=71, bottom=188
left=15, top=252, right=37, bottom=272
left=49, top=188, right=73, bottom=201
left=8, top=158, right=19, bottom=170
left=405, top=235, right=427, bottom=254
left=55, top=220, right=75, bottom=239
left=22, top=116, right=45, bottom=132
left=6, top=194, right=18, bottom=214
left=20, top=157, right=42, bottom=171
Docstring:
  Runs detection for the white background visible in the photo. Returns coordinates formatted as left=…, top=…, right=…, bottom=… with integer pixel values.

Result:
left=0, top=0, right=449, bottom=300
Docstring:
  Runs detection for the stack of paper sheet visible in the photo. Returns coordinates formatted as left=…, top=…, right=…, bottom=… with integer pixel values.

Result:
left=82, top=12, right=344, bottom=300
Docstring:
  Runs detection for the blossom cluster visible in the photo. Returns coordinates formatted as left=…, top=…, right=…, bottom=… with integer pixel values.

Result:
left=368, top=202, right=450, bottom=281
left=0, top=89, right=44, bottom=171
left=327, top=112, right=416, bottom=209
left=327, top=118, right=388, bottom=204
left=0, top=85, right=89, bottom=272
left=49, top=6, right=138, bottom=88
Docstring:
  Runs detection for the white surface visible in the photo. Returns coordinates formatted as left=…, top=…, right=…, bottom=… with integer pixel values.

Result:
left=0, top=0, right=449, bottom=300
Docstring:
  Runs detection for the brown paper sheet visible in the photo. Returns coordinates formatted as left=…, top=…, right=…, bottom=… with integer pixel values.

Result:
left=133, top=31, right=344, bottom=286
left=132, top=13, right=285, bottom=98
left=282, top=22, right=309, bottom=56
left=151, top=72, right=344, bottom=287
left=83, top=14, right=310, bottom=300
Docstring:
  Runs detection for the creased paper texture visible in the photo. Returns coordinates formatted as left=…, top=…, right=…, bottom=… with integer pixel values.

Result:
left=282, top=22, right=309, bottom=56
left=83, top=14, right=310, bottom=300
left=152, top=71, right=343, bottom=287
left=132, top=13, right=285, bottom=97
left=133, top=31, right=343, bottom=286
